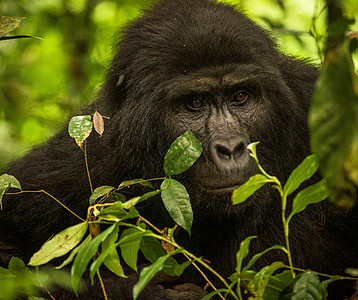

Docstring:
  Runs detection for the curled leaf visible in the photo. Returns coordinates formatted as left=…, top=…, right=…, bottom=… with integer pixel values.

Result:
left=93, top=111, right=104, bottom=137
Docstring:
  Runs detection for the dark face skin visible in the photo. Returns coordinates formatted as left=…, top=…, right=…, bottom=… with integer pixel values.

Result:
left=158, top=64, right=282, bottom=199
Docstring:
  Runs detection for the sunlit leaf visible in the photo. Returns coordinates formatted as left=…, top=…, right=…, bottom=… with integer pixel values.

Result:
left=164, top=130, right=202, bottom=176
left=283, top=155, right=319, bottom=197
left=288, top=179, right=329, bottom=222
left=232, top=174, right=272, bottom=205
left=29, top=221, right=88, bottom=266
left=56, top=235, right=92, bottom=269
left=243, top=245, right=286, bottom=271
left=160, top=178, right=193, bottom=234
left=236, top=236, right=256, bottom=274
left=118, top=179, right=154, bottom=189
left=68, top=115, right=93, bottom=148
left=0, top=174, right=21, bottom=209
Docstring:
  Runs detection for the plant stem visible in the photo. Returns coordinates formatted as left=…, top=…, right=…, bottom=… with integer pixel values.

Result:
left=84, top=140, right=93, bottom=194
left=6, top=190, right=85, bottom=222
left=96, top=269, right=108, bottom=300
left=279, top=189, right=295, bottom=278
left=182, top=252, right=225, bottom=300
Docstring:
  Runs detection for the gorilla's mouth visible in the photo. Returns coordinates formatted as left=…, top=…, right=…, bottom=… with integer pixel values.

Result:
left=195, top=179, right=243, bottom=194
left=203, top=184, right=240, bottom=194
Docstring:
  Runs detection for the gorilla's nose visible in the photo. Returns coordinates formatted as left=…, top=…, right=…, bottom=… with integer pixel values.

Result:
left=211, top=136, right=249, bottom=164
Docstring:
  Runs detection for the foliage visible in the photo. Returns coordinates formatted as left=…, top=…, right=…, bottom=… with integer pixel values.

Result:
left=310, top=37, right=358, bottom=208
left=1, top=114, right=357, bottom=299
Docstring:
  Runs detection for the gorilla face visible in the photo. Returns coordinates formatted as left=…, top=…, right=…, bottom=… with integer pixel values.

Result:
left=110, top=1, right=309, bottom=207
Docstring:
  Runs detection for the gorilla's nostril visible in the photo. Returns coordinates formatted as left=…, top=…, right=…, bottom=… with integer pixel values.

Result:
left=216, top=145, right=232, bottom=158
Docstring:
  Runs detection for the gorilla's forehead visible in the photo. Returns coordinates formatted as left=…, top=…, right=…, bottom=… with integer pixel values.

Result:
left=162, top=64, right=278, bottom=98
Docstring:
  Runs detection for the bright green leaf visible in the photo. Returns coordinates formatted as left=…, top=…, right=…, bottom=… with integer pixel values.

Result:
left=119, top=228, right=143, bottom=272
left=163, top=130, right=203, bottom=176
left=71, top=223, right=117, bottom=295
left=236, top=236, right=256, bottom=274
left=68, top=115, right=93, bottom=147
left=232, top=174, right=272, bottom=205
left=0, top=174, right=21, bottom=209
left=283, top=155, right=319, bottom=197
left=89, top=186, right=115, bottom=205
left=29, top=221, right=88, bottom=266
left=160, top=178, right=193, bottom=234
left=118, top=179, right=154, bottom=189
left=288, top=179, right=329, bottom=222
left=56, top=235, right=92, bottom=269
left=243, top=245, right=286, bottom=271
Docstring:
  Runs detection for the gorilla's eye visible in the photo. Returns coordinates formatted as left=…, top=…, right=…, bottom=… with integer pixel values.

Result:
left=186, top=98, right=204, bottom=110
left=235, top=91, right=249, bottom=103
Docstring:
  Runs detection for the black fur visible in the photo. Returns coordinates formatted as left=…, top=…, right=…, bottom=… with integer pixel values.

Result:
left=1, top=0, right=357, bottom=299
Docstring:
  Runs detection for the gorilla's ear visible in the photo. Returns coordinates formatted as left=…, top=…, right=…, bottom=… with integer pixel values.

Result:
left=116, top=74, right=125, bottom=87
left=279, top=54, right=319, bottom=108
left=99, top=71, right=127, bottom=110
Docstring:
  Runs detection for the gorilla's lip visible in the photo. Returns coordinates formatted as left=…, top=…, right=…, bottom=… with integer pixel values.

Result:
left=199, top=182, right=241, bottom=194
left=209, top=185, right=240, bottom=194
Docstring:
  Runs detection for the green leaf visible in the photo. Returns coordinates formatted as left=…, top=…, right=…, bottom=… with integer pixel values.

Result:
left=292, top=272, right=323, bottom=300
left=164, top=130, right=203, bottom=176
left=247, top=142, right=260, bottom=163
left=89, top=224, right=125, bottom=282
left=56, top=235, right=92, bottom=269
left=232, top=174, right=272, bottom=205
left=200, top=289, right=228, bottom=300
left=243, top=245, right=286, bottom=271
left=309, top=39, right=358, bottom=208
left=283, top=155, right=319, bottom=197
left=89, top=186, right=115, bottom=205
left=71, top=223, right=117, bottom=295
left=29, top=221, right=88, bottom=266
left=119, top=228, right=143, bottom=272
left=174, top=260, right=192, bottom=276
left=0, top=174, right=21, bottom=209
left=160, top=178, right=193, bottom=234
left=68, top=115, right=93, bottom=147
left=288, top=179, right=329, bottom=222
left=118, top=179, right=154, bottom=189
left=140, top=236, right=179, bottom=276
left=0, top=16, right=25, bottom=37
left=236, top=236, right=256, bottom=274
left=133, top=254, right=171, bottom=300
left=251, top=261, right=285, bottom=298
left=99, top=202, right=138, bottom=221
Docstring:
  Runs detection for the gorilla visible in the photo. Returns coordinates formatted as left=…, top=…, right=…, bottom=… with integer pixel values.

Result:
left=1, top=0, right=357, bottom=299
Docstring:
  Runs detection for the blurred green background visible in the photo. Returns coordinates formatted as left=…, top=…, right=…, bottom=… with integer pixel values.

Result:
left=0, top=0, right=357, bottom=171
